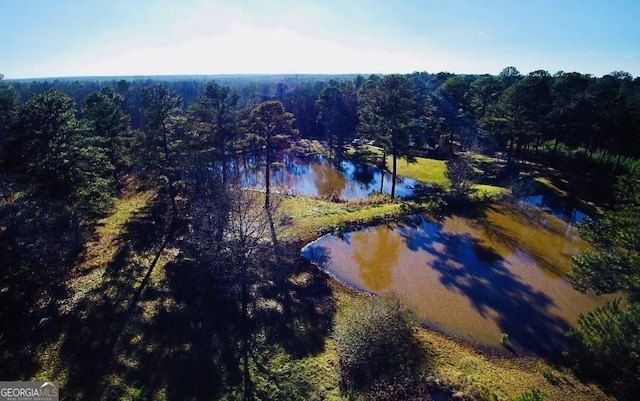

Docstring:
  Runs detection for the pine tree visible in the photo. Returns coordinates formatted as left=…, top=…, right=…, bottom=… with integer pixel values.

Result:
left=245, top=101, right=297, bottom=210
left=569, top=173, right=640, bottom=396
left=141, top=84, right=185, bottom=220
left=358, top=74, right=415, bottom=198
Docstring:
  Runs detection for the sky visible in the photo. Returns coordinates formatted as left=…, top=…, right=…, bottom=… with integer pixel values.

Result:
left=1, top=0, right=639, bottom=79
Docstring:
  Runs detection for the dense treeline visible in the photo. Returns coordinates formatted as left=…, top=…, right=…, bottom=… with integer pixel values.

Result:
left=7, top=68, right=640, bottom=167
left=1, top=68, right=640, bottom=399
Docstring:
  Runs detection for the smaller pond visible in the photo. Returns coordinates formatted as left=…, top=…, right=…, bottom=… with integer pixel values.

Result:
left=523, top=194, right=588, bottom=225
left=236, top=153, right=418, bottom=200
left=302, top=206, right=611, bottom=356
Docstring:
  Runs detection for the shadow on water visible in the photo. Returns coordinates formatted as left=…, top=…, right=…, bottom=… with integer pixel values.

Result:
left=399, top=211, right=578, bottom=358
left=302, top=206, right=598, bottom=360
left=474, top=204, right=586, bottom=277
left=407, top=223, right=571, bottom=357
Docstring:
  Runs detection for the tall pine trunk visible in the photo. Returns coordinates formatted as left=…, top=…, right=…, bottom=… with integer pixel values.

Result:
left=240, top=257, right=252, bottom=401
left=391, top=153, right=397, bottom=199
left=551, top=137, right=560, bottom=166
left=507, top=136, right=515, bottom=163
left=264, top=156, right=271, bottom=210
left=264, top=127, right=272, bottom=210
left=379, top=150, right=386, bottom=193
left=161, top=122, right=179, bottom=220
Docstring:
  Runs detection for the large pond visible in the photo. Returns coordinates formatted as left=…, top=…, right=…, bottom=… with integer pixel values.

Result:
left=301, top=205, right=611, bottom=356
left=236, top=153, right=418, bottom=199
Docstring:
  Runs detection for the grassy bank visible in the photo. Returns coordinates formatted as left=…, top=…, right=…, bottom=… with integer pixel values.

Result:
left=277, top=194, right=406, bottom=244
left=390, top=155, right=449, bottom=187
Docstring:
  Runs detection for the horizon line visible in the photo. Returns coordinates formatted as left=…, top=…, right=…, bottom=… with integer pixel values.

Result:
left=4, top=68, right=631, bottom=82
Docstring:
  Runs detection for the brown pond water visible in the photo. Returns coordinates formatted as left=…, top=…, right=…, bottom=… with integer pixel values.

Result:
left=301, top=204, right=611, bottom=356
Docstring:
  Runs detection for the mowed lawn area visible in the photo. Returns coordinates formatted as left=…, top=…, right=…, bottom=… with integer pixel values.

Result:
left=345, top=142, right=504, bottom=197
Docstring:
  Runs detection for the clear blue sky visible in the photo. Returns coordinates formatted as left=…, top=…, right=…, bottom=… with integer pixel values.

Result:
left=1, top=0, right=639, bottom=79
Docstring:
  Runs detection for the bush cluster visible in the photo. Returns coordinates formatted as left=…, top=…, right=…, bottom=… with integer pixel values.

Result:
left=333, top=296, right=427, bottom=396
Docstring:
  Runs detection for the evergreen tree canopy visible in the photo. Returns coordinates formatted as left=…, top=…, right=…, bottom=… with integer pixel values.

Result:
left=0, top=80, right=18, bottom=158
left=358, top=74, right=416, bottom=198
left=570, top=173, right=640, bottom=397
left=83, top=87, right=131, bottom=176
left=316, top=80, right=357, bottom=159
left=246, top=100, right=296, bottom=209
left=9, top=89, right=115, bottom=218
left=571, top=173, right=640, bottom=299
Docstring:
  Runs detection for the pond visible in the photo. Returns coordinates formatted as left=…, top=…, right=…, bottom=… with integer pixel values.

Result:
left=236, top=153, right=419, bottom=200
left=301, top=205, right=611, bottom=356
left=524, top=194, right=587, bottom=225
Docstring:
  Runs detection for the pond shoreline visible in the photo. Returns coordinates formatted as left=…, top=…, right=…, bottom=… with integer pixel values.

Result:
left=298, top=201, right=608, bottom=360
left=302, top=233, right=519, bottom=359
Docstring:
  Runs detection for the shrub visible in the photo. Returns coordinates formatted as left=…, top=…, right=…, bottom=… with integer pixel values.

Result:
left=446, top=155, right=476, bottom=198
left=333, top=296, right=425, bottom=393
left=516, top=389, right=543, bottom=401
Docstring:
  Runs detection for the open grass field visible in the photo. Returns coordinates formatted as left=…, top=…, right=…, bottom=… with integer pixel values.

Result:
left=390, top=155, right=450, bottom=187
left=347, top=142, right=505, bottom=197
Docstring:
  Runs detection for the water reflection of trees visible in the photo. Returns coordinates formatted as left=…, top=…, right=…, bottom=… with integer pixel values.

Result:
left=350, top=163, right=376, bottom=189
left=352, top=226, right=402, bottom=292
left=231, top=152, right=416, bottom=199
left=284, top=153, right=311, bottom=176
left=311, top=162, right=348, bottom=199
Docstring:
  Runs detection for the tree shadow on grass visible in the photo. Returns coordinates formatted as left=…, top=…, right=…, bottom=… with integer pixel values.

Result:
left=0, top=200, right=87, bottom=381
left=0, top=271, right=52, bottom=380
left=257, top=205, right=337, bottom=360
left=346, top=145, right=382, bottom=166
left=95, top=244, right=337, bottom=400
left=110, top=256, right=243, bottom=400
left=256, top=252, right=336, bottom=358
left=519, top=159, right=615, bottom=211
left=53, top=196, right=175, bottom=400
left=9, top=182, right=340, bottom=400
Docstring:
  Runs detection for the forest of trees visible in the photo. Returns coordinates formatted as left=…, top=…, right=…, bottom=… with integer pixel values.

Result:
left=1, top=68, right=640, bottom=399
left=5, top=68, right=640, bottom=167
